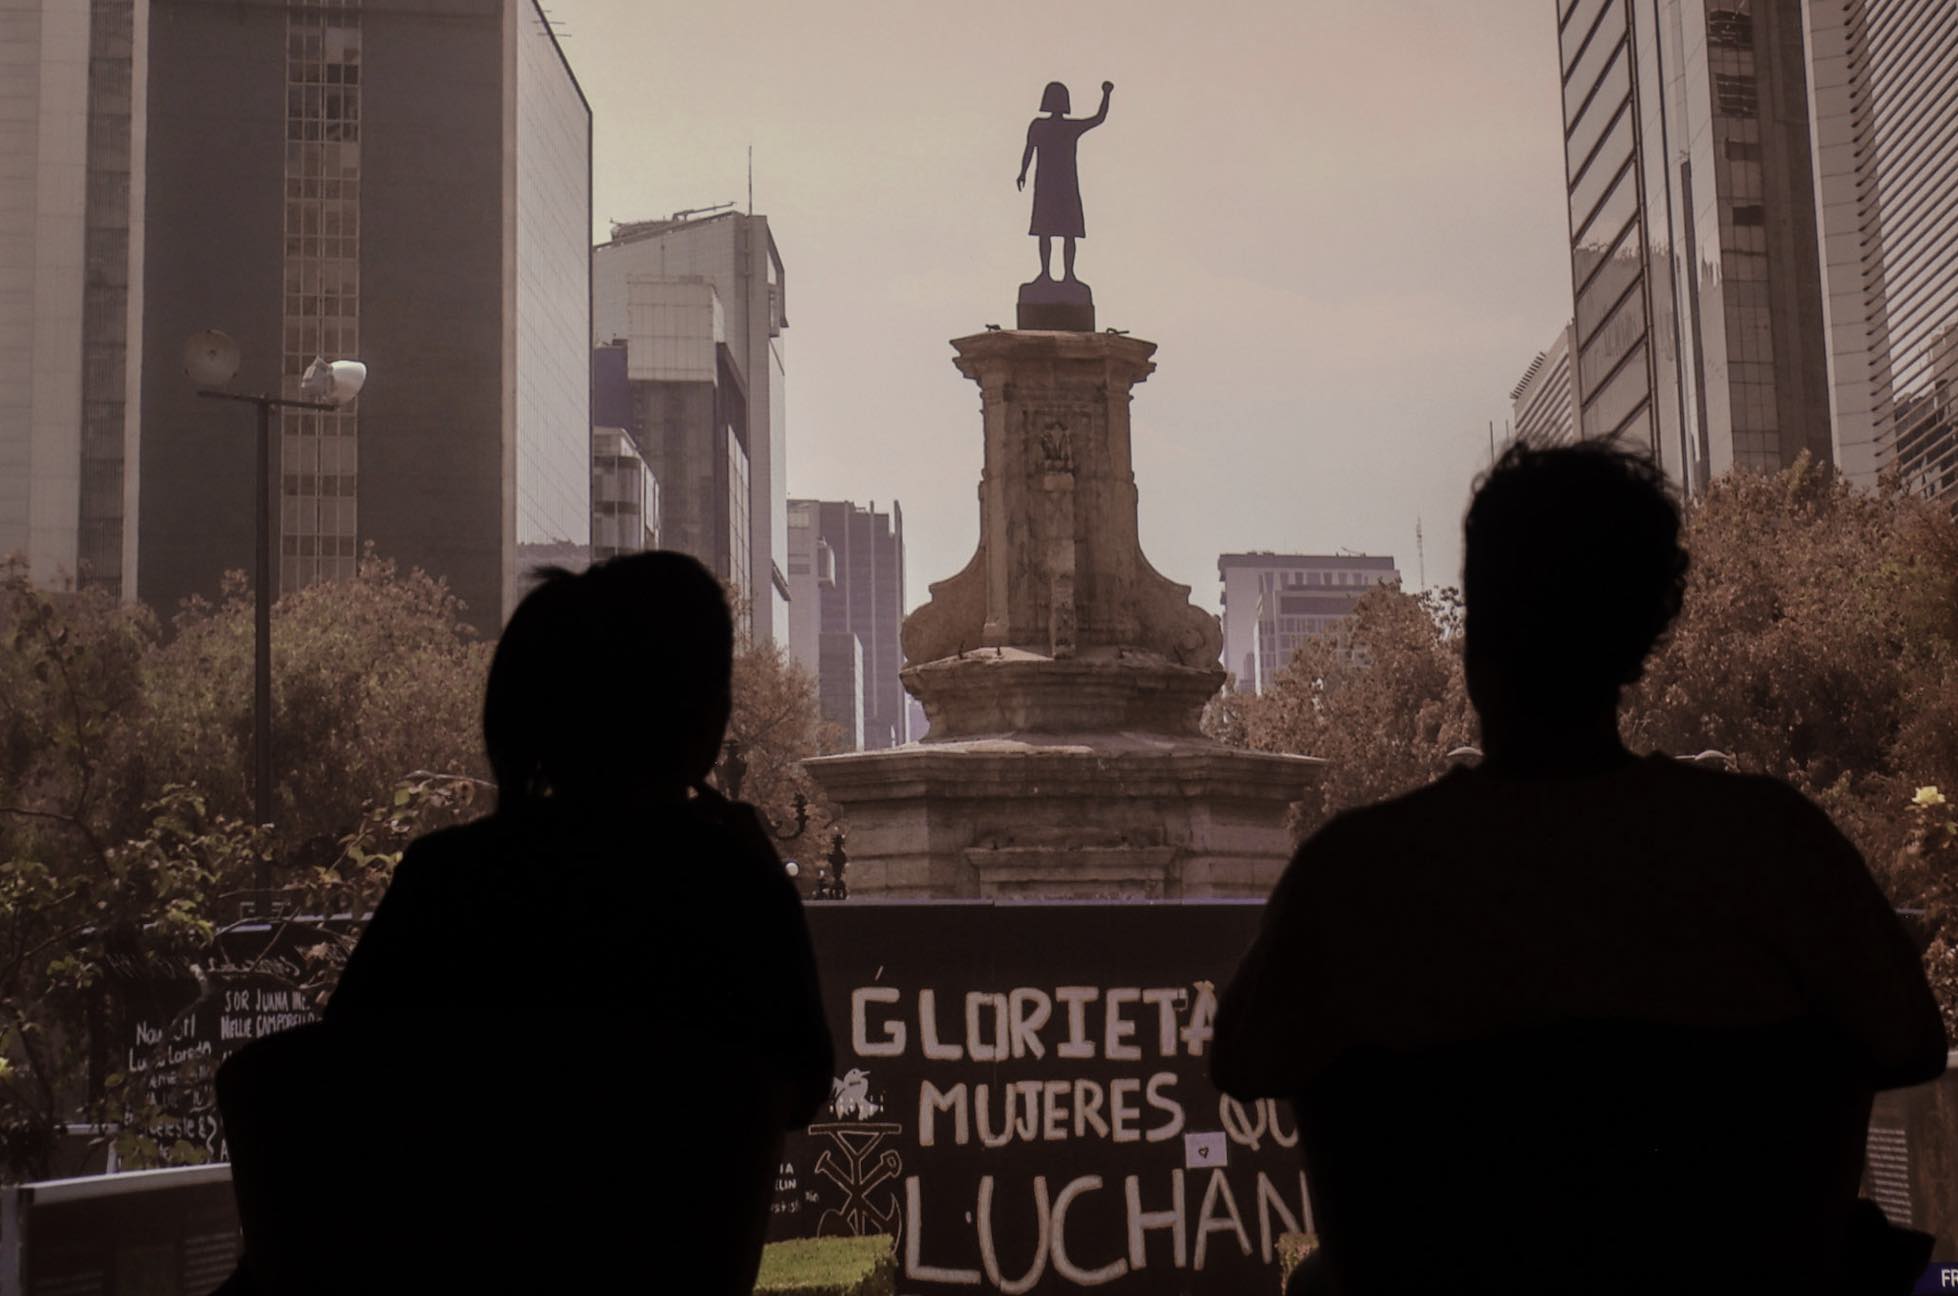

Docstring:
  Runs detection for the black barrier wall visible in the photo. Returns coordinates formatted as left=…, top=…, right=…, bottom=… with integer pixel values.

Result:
left=771, top=902, right=1308, bottom=1296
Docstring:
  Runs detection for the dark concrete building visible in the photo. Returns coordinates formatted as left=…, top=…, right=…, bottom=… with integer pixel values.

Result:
left=138, top=0, right=590, bottom=633
left=592, top=211, right=789, bottom=645
left=590, top=311, right=752, bottom=628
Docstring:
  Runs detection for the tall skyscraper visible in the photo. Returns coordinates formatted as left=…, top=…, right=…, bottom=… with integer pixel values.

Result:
left=1804, top=1, right=1958, bottom=509
left=593, top=210, right=789, bottom=645
left=1218, top=553, right=1401, bottom=693
left=0, top=0, right=146, bottom=596
left=1510, top=321, right=1579, bottom=448
left=136, top=0, right=591, bottom=633
left=788, top=498, right=907, bottom=751
left=1558, top=0, right=1832, bottom=494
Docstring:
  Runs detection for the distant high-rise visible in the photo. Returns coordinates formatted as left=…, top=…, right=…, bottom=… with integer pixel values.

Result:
left=1218, top=553, right=1401, bottom=693
left=590, top=278, right=754, bottom=630
left=1510, top=321, right=1578, bottom=448
left=590, top=428, right=657, bottom=562
left=137, top=0, right=591, bottom=633
left=1558, top=0, right=1832, bottom=493
left=593, top=210, right=789, bottom=644
left=0, top=0, right=146, bottom=596
left=786, top=499, right=860, bottom=745
left=1804, top=1, right=1958, bottom=509
left=785, top=498, right=829, bottom=667
left=788, top=498, right=906, bottom=750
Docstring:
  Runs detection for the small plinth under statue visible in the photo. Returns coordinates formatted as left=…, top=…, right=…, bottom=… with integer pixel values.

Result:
left=1015, top=80, right=1109, bottom=332
left=806, top=81, right=1320, bottom=899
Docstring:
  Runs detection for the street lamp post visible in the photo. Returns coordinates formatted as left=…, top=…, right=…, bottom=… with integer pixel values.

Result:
left=186, top=334, right=366, bottom=893
left=193, top=389, right=334, bottom=852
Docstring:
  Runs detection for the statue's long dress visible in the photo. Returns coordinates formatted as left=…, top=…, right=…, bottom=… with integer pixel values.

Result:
left=1028, top=116, right=1091, bottom=238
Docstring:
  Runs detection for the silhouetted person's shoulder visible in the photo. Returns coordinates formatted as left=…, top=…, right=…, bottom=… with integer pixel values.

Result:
left=328, top=798, right=831, bottom=1120
left=1214, top=753, right=1946, bottom=1100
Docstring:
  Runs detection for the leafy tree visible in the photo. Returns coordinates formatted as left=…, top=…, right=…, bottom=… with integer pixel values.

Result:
left=1621, top=458, right=1958, bottom=868
left=1894, top=786, right=1958, bottom=1041
left=0, top=773, right=484, bottom=1183
left=0, top=784, right=259, bottom=1180
left=1, top=555, right=490, bottom=1181
left=721, top=618, right=847, bottom=856
left=0, top=560, right=159, bottom=856
left=1215, top=583, right=1474, bottom=837
left=133, top=553, right=492, bottom=847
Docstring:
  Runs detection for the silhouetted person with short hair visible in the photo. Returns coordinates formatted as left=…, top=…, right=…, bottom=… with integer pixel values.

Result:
left=217, top=551, right=832, bottom=1294
left=1213, top=443, right=1947, bottom=1296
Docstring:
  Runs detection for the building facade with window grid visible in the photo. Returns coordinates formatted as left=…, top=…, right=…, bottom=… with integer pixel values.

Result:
left=279, top=5, right=361, bottom=591
left=786, top=499, right=906, bottom=751
left=1218, top=553, right=1401, bottom=694
left=138, top=0, right=591, bottom=633
left=1805, top=0, right=1958, bottom=511
left=1557, top=0, right=1832, bottom=493
left=1510, top=320, right=1579, bottom=448
left=593, top=211, right=791, bottom=647
left=590, top=426, right=657, bottom=561
left=0, top=0, right=146, bottom=597
left=590, top=312, right=755, bottom=638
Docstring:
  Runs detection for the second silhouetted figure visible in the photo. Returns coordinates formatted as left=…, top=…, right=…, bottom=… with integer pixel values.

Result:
left=1213, top=443, right=1946, bottom=1296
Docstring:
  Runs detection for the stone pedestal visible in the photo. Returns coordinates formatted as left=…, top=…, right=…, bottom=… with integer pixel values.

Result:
left=1017, top=275, right=1095, bottom=331
left=807, top=329, right=1319, bottom=898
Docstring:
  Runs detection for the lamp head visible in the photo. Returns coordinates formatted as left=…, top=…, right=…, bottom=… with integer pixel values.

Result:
left=300, top=357, right=367, bottom=404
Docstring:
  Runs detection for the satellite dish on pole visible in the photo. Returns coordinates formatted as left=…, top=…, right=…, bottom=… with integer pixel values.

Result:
left=184, top=330, right=241, bottom=387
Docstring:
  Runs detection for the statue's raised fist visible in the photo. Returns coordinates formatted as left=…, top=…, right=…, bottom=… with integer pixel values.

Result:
left=1102, top=81, right=1114, bottom=93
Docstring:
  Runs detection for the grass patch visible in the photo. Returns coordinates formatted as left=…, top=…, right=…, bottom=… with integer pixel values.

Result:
left=1278, top=1231, right=1320, bottom=1289
left=754, top=1235, right=896, bottom=1296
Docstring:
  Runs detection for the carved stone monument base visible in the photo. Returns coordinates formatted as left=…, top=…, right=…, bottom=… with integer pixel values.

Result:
left=1016, top=275, right=1094, bottom=331
left=806, top=328, right=1320, bottom=898
left=809, top=733, right=1318, bottom=899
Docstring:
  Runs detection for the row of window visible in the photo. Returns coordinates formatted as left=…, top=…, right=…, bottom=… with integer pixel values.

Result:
left=1260, top=570, right=1383, bottom=590
left=281, top=473, right=357, bottom=499
left=281, top=534, right=359, bottom=559
left=279, top=3, right=363, bottom=595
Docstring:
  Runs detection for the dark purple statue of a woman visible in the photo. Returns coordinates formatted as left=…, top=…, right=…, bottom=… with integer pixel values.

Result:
left=1015, top=79, right=1112, bottom=330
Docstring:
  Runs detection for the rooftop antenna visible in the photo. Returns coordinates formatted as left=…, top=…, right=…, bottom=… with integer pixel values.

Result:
left=1488, top=420, right=1497, bottom=467
left=1416, top=517, right=1426, bottom=591
left=747, top=145, right=753, bottom=215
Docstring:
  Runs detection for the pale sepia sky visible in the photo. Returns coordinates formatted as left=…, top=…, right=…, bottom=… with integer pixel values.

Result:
left=549, top=0, right=1572, bottom=613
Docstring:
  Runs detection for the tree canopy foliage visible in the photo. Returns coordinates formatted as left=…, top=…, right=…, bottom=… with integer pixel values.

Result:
left=721, top=589, right=847, bottom=860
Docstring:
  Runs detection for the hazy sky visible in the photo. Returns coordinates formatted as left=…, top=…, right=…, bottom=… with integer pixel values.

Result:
left=550, top=0, right=1573, bottom=613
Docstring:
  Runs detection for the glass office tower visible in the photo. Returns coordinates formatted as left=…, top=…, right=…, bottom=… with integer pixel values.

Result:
left=1558, top=0, right=1832, bottom=494
left=1806, top=0, right=1958, bottom=509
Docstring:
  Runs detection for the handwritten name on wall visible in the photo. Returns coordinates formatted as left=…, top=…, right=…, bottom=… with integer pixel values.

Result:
left=119, top=948, right=322, bottom=1161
